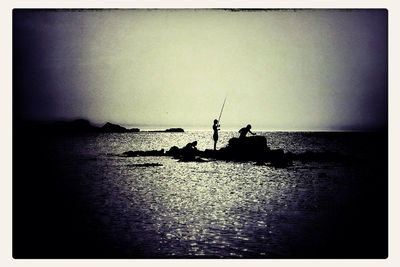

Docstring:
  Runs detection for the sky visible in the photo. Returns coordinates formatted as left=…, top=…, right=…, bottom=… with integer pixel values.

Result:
left=13, top=9, right=388, bottom=130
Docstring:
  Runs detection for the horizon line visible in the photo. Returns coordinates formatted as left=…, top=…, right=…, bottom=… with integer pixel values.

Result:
left=15, top=117, right=387, bottom=132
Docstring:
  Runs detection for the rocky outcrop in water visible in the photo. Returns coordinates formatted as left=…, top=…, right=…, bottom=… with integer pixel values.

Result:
left=126, top=163, right=163, bottom=167
left=101, top=122, right=140, bottom=133
left=202, top=136, right=292, bottom=167
left=148, top=128, right=185, bottom=133
left=120, top=135, right=350, bottom=168
left=101, top=122, right=127, bottom=132
left=122, top=136, right=292, bottom=167
left=121, top=149, right=165, bottom=157
left=165, top=128, right=184, bottom=132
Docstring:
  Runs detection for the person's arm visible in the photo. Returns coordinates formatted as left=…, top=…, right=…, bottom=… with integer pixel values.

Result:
left=249, top=130, right=256, bottom=135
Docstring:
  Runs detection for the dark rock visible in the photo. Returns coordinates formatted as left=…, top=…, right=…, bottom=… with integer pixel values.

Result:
left=121, top=151, right=138, bottom=157
left=127, top=163, right=163, bottom=167
left=231, top=136, right=268, bottom=151
left=121, top=149, right=164, bottom=157
left=166, top=146, right=180, bottom=157
left=101, top=122, right=128, bottom=133
left=228, top=136, right=269, bottom=151
left=178, top=157, right=208, bottom=162
left=166, top=141, right=198, bottom=160
left=222, top=136, right=271, bottom=161
left=127, top=128, right=140, bottom=132
left=165, top=128, right=184, bottom=132
left=200, top=149, right=219, bottom=158
left=266, top=149, right=293, bottom=167
left=144, top=149, right=165, bottom=156
left=100, top=123, right=140, bottom=133
left=120, top=135, right=347, bottom=167
left=269, top=157, right=293, bottom=168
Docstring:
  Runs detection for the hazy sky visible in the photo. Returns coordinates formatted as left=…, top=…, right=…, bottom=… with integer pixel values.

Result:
left=13, top=9, right=387, bottom=130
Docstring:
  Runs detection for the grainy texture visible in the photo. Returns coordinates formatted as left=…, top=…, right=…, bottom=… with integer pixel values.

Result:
left=13, top=130, right=387, bottom=258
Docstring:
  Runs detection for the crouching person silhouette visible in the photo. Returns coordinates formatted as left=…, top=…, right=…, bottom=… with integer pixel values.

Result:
left=239, top=124, right=256, bottom=139
left=181, top=141, right=198, bottom=160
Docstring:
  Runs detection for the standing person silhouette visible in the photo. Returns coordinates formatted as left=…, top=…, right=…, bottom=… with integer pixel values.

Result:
left=239, top=124, right=256, bottom=139
left=213, top=119, right=220, bottom=150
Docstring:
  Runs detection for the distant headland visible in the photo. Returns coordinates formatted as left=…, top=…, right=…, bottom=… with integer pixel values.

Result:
left=149, top=128, right=185, bottom=133
left=16, top=119, right=185, bottom=133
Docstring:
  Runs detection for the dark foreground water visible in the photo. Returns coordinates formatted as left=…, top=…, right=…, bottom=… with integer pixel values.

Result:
left=13, top=130, right=388, bottom=258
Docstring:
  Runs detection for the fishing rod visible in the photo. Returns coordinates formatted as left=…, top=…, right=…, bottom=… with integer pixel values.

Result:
left=217, top=96, right=227, bottom=126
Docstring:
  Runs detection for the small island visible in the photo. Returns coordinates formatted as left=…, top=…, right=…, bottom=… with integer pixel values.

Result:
left=165, top=128, right=184, bottom=132
left=100, top=122, right=140, bottom=133
left=18, top=119, right=188, bottom=134
left=148, top=128, right=185, bottom=133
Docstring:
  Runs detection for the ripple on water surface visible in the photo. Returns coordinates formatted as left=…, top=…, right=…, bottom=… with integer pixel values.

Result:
left=55, top=131, right=370, bottom=258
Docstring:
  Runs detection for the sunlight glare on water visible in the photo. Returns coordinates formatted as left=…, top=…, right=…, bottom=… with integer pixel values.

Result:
left=115, top=158, right=294, bottom=257
left=53, top=130, right=367, bottom=258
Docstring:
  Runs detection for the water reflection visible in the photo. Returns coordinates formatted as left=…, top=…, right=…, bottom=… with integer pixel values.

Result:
left=117, top=158, right=294, bottom=257
left=60, top=131, right=364, bottom=258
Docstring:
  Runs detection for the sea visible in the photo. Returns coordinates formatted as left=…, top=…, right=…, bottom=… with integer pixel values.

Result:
left=13, top=130, right=388, bottom=259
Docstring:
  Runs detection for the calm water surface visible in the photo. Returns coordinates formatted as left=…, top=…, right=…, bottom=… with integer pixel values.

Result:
left=46, top=131, right=379, bottom=258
